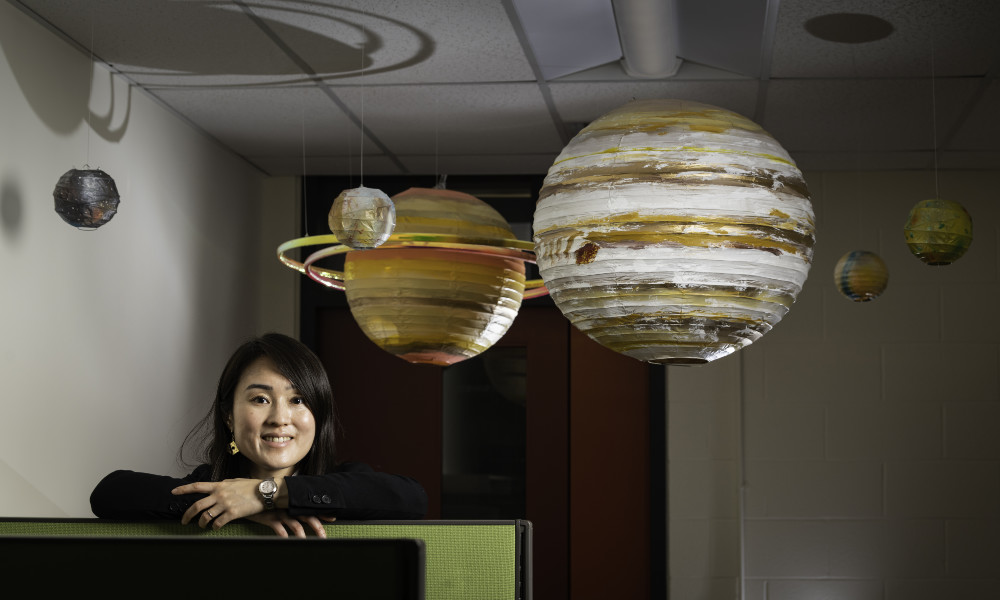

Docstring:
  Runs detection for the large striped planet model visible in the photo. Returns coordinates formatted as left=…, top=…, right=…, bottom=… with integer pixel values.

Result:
left=533, top=99, right=816, bottom=365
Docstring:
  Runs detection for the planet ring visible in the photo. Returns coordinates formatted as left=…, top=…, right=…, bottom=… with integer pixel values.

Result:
left=277, top=233, right=550, bottom=299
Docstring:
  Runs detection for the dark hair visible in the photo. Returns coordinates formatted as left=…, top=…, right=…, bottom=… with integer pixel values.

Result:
left=181, top=333, right=339, bottom=481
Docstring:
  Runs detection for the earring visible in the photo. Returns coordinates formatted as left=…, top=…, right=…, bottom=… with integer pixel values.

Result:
left=229, top=434, right=240, bottom=456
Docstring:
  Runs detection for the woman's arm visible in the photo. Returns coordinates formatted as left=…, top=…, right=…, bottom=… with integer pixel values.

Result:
left=90, top=466, right=210, bottom=519
left=92, top=468, right=343, bottom=537
left=283, top=462, right=428, bottom=520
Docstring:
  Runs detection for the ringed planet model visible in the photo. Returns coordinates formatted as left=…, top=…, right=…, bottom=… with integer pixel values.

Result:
left=278, top=187, right=549, bottom=366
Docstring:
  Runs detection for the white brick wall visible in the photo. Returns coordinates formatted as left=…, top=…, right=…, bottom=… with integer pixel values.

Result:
left=669, top=170, right=1000, bottom=599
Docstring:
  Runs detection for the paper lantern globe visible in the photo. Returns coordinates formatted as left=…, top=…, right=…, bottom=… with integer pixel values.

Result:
left=328, top=186, right=396, bottom=249
left=903, top=198, right=972, bottom=265
left=533, top=99, right=816, bottom=365
left=343, top=187, right=527, bottom=366
left=52, top=168, right=120, bottom=230
left=834, top=250, right=888, bottom=302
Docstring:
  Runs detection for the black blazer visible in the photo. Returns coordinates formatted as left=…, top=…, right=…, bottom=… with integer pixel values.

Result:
left=90, top=462, right=427, bottom=521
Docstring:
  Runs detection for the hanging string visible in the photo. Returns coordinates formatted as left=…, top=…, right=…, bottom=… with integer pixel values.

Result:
left=434, top=92, right=440, bottom=184
left=851, top=46, right=863, bottom=237
left=347, top=112, right=354, bottom=190
left=359, top=14, right=366, bottom=187
left=301, top=106, right=309, bottom=237
left=930, top=35, right=940, bottom=199
left=86, top=14, right=94, bottom=168
left=433, top=95, right=448, bottom=189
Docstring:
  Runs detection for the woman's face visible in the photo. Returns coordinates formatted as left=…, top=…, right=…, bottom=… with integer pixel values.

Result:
left=229, top=356, right=316, bottom=479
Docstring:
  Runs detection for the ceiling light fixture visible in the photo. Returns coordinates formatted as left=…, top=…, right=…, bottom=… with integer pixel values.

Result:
left=804, top=13, right=894, bottom=44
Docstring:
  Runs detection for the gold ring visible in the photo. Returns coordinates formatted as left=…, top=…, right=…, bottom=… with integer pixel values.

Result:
left=206, top=511, right=213, bottom=519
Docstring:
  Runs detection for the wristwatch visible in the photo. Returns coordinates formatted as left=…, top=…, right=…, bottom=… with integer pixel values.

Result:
left=258, top=477, right=277, bottom=510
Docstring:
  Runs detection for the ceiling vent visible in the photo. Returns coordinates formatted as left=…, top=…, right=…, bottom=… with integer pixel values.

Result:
left=612, top=0, right=683, bottom=78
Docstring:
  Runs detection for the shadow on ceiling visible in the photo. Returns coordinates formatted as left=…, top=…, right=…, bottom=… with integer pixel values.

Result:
left=49, top=0, right=436, bottom=87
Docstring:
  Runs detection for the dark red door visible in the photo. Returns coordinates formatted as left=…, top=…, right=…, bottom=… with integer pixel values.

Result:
left=315, top=304, right=650, bottom=599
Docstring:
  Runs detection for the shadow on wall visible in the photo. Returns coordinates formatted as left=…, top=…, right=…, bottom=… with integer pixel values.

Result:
left=0, top=8, right=130, bottom=143
left=0, top=10, right=88, bottom=135
left=88, top=76, right=132, bottom=144
left=1, top=176, right=24, bottom=240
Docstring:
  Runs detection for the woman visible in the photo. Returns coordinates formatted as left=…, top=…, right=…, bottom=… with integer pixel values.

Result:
left=91, top=333, right=427, bottom=537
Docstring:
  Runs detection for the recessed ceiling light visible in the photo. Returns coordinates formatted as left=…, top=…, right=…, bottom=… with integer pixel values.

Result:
left=804, top=13, right=894, bottom=44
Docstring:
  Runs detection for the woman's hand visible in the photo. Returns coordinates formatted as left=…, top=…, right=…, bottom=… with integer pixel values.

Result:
left=172, top=478, right=265, bottom=529
left=171, top=478, right=337, bottom=537
left=246, top=511, right=337, bottom=538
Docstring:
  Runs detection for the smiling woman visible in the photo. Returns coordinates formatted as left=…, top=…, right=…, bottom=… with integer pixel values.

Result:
left=231, top=356, right=318, bottom=479
left=90, top=334, right=427, bottom=537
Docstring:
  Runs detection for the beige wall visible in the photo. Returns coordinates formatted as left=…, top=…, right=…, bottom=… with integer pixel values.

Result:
left=669, top=169, right=999, bottom=599
left=0, top=3, right=296, bottom=517
left=257, top=176, right=300, bottom=338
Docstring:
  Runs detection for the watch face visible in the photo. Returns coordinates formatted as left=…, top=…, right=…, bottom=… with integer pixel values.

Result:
left=259, top=480, right=277, bottom=495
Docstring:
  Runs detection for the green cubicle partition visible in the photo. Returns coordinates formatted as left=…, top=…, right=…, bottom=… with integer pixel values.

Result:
left=0, top=519, right=532, bottom=600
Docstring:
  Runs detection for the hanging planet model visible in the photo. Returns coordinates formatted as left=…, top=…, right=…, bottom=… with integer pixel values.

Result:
left=903, top=198, right=972, bottom=265
left=279, top=187, right=549, bottom=366
left=53, top=168, right=120, bottom=230
left=533, top=99, right=816, bottom=365
left=328, top=186, right=396, bottom=250
left=834, top=250, right=889, bottom=302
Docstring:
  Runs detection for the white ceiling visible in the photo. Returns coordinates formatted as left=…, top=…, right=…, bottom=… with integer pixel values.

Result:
left=9, top=0, right=1000, bottom=176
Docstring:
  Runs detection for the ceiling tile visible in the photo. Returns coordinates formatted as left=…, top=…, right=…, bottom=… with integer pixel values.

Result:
left=253, top=154, right=407, bottom=178
left=331, top=83, right=564, bottom=157
left=676, top=0, right=768, bottom=77
left=771, top=0, right=1000, bottom=78
left=400, top=153, right=558, bottom=176
left=937, top=151, right=1000, bottom=170
left=763, top=78, right=981, bottom=153
left=22, top=0, right=304, bottom=85
left=10, top=0, right=999, bottom=177
left=152, top=86, right=364, bottom=159
left=509, top=0, right=621, bottom=80
left=791, top=151, right=934, bottom=172
left=549, top=80, right=760, bottom=124
left=249, top=0, right=536, bottom=85
left=946, top=80, right=1000, bottom=151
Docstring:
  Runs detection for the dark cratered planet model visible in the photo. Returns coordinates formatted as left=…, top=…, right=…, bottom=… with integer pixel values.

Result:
left=53, top=168, right=120, bottom=230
